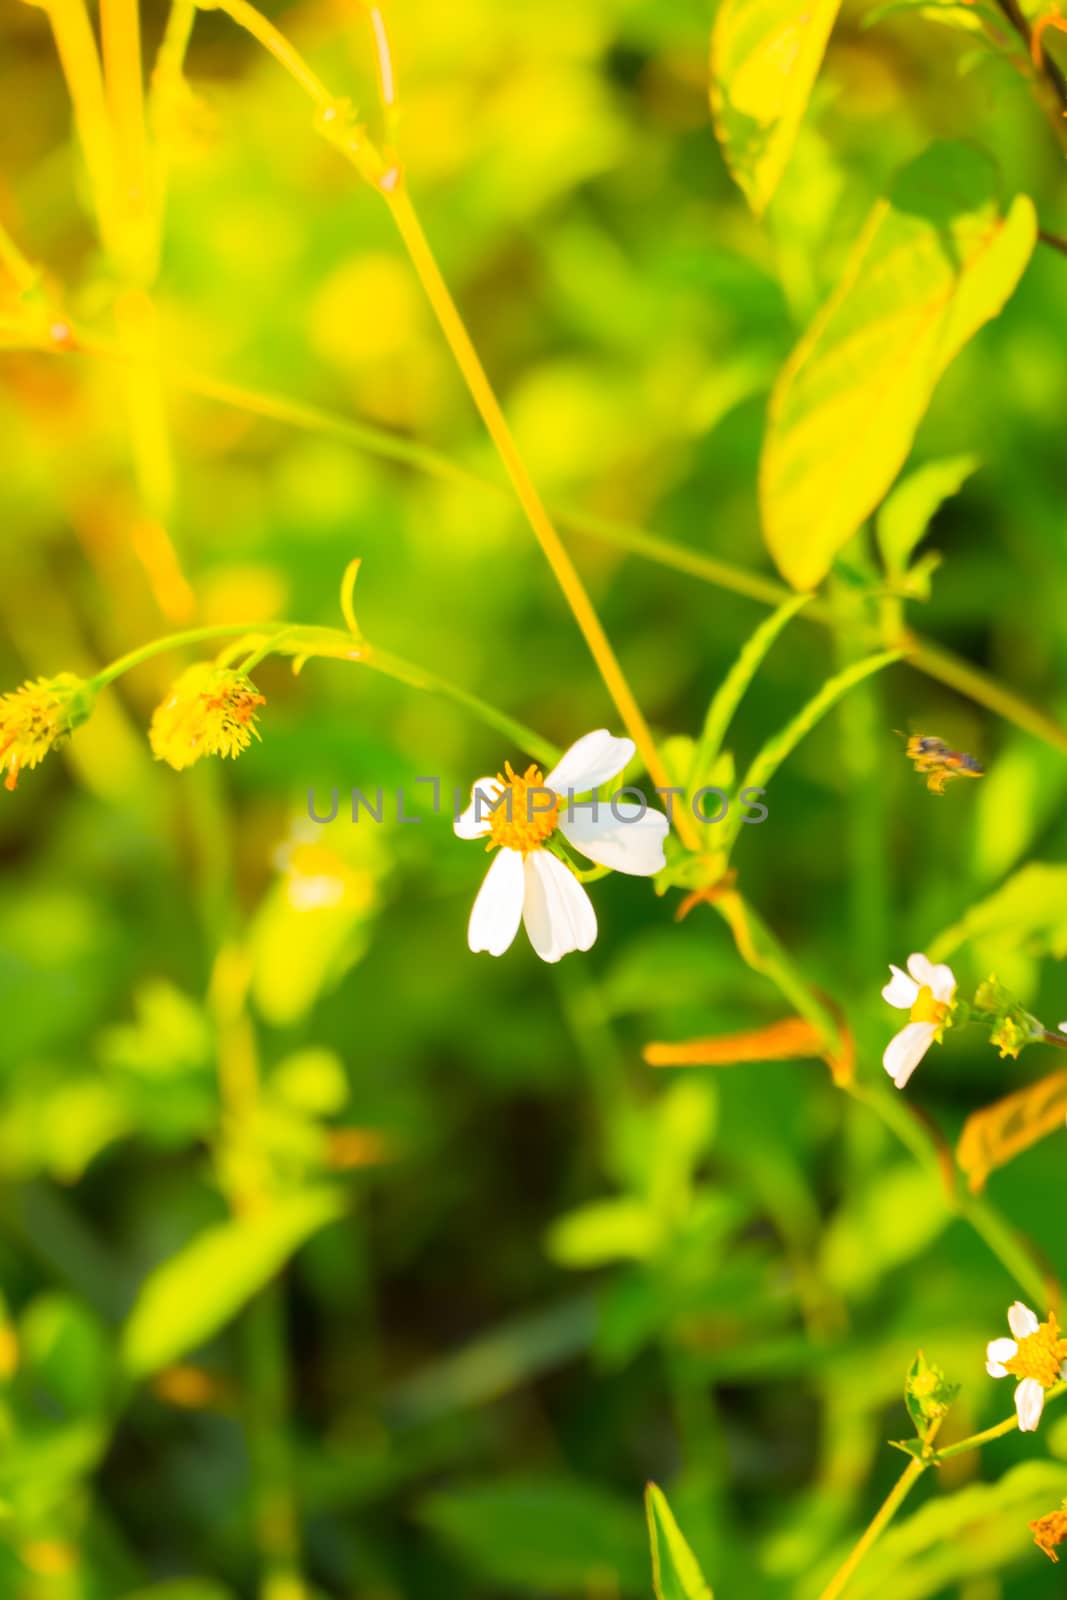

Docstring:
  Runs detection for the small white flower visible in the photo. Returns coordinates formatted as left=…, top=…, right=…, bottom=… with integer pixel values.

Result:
left=985, top=1302, right=1067, bottom=1432
left=454, top=729, right=668, bottom=963
left=880, top=953, right=957, bottom=1088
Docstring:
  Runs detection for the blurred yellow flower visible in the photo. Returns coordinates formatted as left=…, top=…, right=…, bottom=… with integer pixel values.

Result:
left=1031, top=1497, right=1067, bottom=1563
left=0, top=672, right=95, bottom=790
left=149, top=665, right=266, bottom=771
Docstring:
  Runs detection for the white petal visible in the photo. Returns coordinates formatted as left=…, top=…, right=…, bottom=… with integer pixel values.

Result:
left=985, top=1338, right=1018, bottom=1377
left=1059, top=1022, right=1067, bottom=1034
left=882, top=1021, right=937, bottom=1088
left=521, top=850, right=597, bottom=963
left=559, top=802, right=668, bottom=877
left=1015, top=1377, right=1045, bottom=1432
left=906, top=952, right=956, bottom=1002
left=882, top=965, right=919, bottom=1009
left=1007, top=1302, right=1040, bottom=1341
left=544, top=730, right=635, bottom=796
left=467, top=848, right=524, bottom=956
left=454, top=777, right=503, bottom=840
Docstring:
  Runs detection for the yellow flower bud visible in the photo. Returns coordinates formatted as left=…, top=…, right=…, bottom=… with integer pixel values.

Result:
left=0, top=673, right=95, bottom=790
left=149, top=665, right=266, bottom=771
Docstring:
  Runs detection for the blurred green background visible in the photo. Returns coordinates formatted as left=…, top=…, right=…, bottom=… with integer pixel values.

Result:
left=2, top=0, right=1067, bottom=1594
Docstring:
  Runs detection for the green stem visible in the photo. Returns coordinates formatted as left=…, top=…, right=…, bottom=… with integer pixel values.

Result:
left=958, top=1193, right=1053, bottom=1308
left=87, top=621, right=558, bottom=766
left=243, top=1284, right=306, bottom=1600
left=714, top=897, right=1054, bottom=1305
left=365, top=647, right=560, bottom=767
left=932, top=1381, right=1067, bottom=1462
left=816, top=1422, right=941, bottom=1600
left=88, top=623, right=283, bottom=686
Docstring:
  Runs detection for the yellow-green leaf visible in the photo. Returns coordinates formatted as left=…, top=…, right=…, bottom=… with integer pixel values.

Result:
left=121, top=1188, right=344, bottom=1378
left=761, top=143, right=1036, bottom=591
left=646, top=1483, right=714, bottom=1600
left=710, top=0, right=842, bottom=214
left=928, top=862, right=1067, bottom=962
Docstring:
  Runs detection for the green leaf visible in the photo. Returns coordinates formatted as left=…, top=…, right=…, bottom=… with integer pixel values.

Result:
left=927, top=861, right=1067, bottom=962
left=761, top=142, right=1036, bottom=590
left=20, top=1294, right=113, bottom=1414
left=839, top=1461, right=1067, bottom=1600
left=545, top=1198, right=661, bottom=1268
left=419, top=1475, right=649, bottom=1596
left=645, top=1483, right=714, bottom=1600
left=710, top=0, right=844, bottom=214
left=687, top=593, right=811, bottom=802
left=121, top=1189, right=344, bottom=1378
left=876, top=453, right=979, bottom=578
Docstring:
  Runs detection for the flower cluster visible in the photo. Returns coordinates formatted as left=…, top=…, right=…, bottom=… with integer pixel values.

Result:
left=880, top=956, right=1064, bottom=1089
left=1, top=659, right=269, bottom=790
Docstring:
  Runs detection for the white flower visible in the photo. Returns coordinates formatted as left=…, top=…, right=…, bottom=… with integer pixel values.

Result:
left=454, top=729, right=668, bottom=962
left=880, top=952, right=957, bottom=1088
left=985, top=1302, right=1067, bottom=1432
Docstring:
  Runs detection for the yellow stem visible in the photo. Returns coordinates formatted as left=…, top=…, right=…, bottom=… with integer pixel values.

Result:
left=100, top=0, right=151, bottom=275
left=0, top=222, right=38, bottom=294
left=40, top=0, right=119, bottom=251
left=384, top=186, right=691, bottom=838
left=207, top=0, right=695, bottom=845
left=816, top=1439, right=934, bottom=1600
left=214, top=0, right=333, bottom=105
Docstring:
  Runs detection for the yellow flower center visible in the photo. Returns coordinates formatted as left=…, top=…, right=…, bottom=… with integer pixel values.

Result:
left=909, top=984, right=948, bottom=1028
left=1005, top=1314, right=1067, bottom=1389
left=486, top=762, right=560, bottom=856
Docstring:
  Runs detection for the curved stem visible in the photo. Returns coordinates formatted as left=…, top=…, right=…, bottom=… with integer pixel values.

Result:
left=933, top=1381, right=1067, bottom=1461
left=88, top=623, right=286, bottom=687
left=87, top=621, right=559, bottom=766
left=816, top=1421, right=942, bottom=1600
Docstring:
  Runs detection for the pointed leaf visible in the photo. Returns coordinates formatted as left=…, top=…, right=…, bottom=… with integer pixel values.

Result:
left=876, top=453, right=979, bottom=577
left=121, top=1188, right=344, bottom=1378
left=761, top=142, right=1036, bottom=590
left=687, top=593, right=811, bottom=802
left=710, top=0, right=843, bottom=213
left=646, top=1483, right=714, bottom=1600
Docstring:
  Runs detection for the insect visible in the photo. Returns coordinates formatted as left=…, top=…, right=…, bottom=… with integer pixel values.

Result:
left=901, top=734, right=985, bottom=795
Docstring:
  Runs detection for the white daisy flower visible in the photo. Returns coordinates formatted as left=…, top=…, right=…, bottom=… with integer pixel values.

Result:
left=454, top=729, right=668, bottom=963
left=985, top=1302, right=1067, bottom=1432
left=881, top=952, right=957, bottom=1088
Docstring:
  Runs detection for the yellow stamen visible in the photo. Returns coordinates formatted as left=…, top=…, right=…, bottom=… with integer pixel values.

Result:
left=1005, top=1313, right=1067, bottom=1389
left=909, top=984, right=948, bottom=1028
left=149, top=665, right=266, bottom=771
left=485, top=762, right=560, bottom=857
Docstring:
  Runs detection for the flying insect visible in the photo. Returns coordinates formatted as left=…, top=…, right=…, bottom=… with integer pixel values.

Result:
left=901, top=733, right=985, bottom=795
